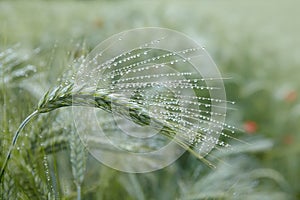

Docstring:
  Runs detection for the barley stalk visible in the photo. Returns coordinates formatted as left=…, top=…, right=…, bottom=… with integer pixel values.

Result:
left=0, top=84, right=177, bottom=181
left=0, top=110, right=38, bottom=180
left=0, top=78, right=221, bottom=180
left=69, top=126, right=86, bottom=200
left=0, top=81, right=210, bottom=180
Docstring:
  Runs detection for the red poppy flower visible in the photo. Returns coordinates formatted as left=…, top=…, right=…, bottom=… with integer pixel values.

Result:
left=284, top=90, right=297, bottom=103
left=243, top=120, right=257, bottom=134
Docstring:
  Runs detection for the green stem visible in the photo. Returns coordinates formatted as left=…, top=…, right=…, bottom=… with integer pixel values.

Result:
left=76, top=183, right=81, bottom=200
left=0, top=110, right=39, bottom=181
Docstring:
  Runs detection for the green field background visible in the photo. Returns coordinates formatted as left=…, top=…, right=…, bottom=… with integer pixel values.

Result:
left=1, top=0, right=299, bottom=199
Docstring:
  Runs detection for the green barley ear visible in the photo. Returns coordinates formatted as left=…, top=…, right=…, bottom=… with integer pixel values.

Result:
left=1, top=28, right=237, bottom=179
left=0, top=45, right=38, bottom=86
left=1, top=171, right=15, bottom=200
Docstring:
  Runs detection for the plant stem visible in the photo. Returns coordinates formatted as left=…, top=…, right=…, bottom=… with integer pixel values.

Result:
left=76, top=183, right=81, bottom=200
left=0, top=110, right=39, bottom=181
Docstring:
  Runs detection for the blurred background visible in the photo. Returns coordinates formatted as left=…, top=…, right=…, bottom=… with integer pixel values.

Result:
left=1, top=0, right=299, bottom=199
